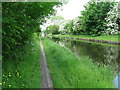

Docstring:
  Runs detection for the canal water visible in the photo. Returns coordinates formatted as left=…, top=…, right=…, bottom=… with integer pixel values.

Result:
left=52, top=37, right=120, bottom=88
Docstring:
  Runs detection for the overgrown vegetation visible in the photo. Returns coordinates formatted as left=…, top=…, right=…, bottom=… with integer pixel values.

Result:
left=2, top=2, right=61, bottom=88
left=2, top=35, right=41, bottom=88
left=2, top=1, right=119, bottom=88
left=42, top=39, right=115, bottom=88
left=2, top=2, right=60, bottom=60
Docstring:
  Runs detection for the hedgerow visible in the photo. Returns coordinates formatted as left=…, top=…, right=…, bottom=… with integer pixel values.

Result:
left=80, top=0, right=116, bottom=36
left=2, top=2, right=61, bottom=60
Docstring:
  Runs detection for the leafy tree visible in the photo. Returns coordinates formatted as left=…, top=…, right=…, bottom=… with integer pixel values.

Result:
left=72, top=17, right=84, bottom=35
left=2, top=2, right=61, bottom=60
left=50, top=15, right=64, bottom=21
left=46, top=25, right=60, bottom=34
left=64, top=20, right=74, bottom=34
left=80, top=0, right=115, bottom=36
left=103, top=2, right=119, bottom=35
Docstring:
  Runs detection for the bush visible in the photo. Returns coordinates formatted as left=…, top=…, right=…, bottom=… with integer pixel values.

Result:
left=2, top=2, right=60, bottom=60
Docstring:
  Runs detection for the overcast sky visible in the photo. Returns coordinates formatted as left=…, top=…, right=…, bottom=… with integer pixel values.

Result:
left=56, top=0, right=90, bottom=20
left=40, top=0, right=119, bottom=30
left=56, top=0, right=119, bottom=20
left=40, top=0, right=90, bottom=30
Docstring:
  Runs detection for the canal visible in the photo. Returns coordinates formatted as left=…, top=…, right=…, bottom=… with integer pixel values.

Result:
left=52, top=37, right=120, bottom=88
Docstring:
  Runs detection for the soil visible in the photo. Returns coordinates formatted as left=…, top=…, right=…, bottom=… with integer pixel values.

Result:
left=40, top=41, right=53, bottom=89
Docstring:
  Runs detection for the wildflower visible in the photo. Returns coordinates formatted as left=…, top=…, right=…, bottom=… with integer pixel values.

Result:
left=9, top=75, right=11, bottom=77
left=8, top=85, right=11, bottom=87
left=0, top=83, right=2, bottom=85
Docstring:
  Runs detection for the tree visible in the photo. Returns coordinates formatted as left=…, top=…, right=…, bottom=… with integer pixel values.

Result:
left=64, top=20, right=74, bottom=34
left=80, top=0, right=115, bottom=36
left=46, top=25, right=60, bottom=34
left=103, top=2, right=119, bottom=35
left=72, top=17, right=84, bottom=35
left=2, top=2, right=61, bottom=60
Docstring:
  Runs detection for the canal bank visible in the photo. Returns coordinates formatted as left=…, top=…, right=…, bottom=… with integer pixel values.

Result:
left=52, top=37, right=119, bottom=68
left=54, top=35, right=120, bottom=45
left=42, top=38, right=116, bottom=88
left=51, top=37, right=120, bottom=88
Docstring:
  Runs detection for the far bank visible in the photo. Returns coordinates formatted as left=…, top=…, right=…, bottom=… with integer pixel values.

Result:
left=53, top=34, right=120, bottom=45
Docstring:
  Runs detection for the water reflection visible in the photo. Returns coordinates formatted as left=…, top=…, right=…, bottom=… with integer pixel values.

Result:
left=52, top=37, right=120, bottom=88
left=52, top=37, right=119, bottom=69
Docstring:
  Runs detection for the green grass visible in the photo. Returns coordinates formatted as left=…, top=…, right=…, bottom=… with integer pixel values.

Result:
left=56, top=36, right=120, bottom=47
left=42, top=39, right=115, bottom=88
left=54, top=34, right=119, bottom=42
left=2, top=35, right=41, bottom=88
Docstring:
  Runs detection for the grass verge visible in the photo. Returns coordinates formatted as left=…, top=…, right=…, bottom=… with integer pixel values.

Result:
left=42, top=39, right=115, bottom=88
left=2, top=35, right=41, bottom=88
left=54, top=34, right=119, bottom=42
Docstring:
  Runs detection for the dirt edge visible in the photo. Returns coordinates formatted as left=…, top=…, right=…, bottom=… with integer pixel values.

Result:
left=40, top=41, right=54, bottom=89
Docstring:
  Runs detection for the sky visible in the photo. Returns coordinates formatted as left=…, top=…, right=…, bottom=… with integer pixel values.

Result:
left=56, top=0, right=119, bottom=20
left=56, top=0, right=90, bottom=20
left=40, top=0, right=119, bottom=30
left=40, top=0, right=90, bottom=30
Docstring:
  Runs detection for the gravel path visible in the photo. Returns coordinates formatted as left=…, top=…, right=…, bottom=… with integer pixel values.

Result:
left=40, top=41, right=53, bottom=88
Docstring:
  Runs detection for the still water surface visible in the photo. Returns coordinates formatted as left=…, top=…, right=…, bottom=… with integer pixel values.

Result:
left=52, top=37, right=120, bottom=88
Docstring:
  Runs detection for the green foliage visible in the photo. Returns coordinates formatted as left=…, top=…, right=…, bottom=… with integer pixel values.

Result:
left=2, top=2, right=60, bottom=60
left=103, top=2, right=119, bottom=35
left=116, top=17, right=120, bottom=33
left=42, top=39, right=115, bottom=88
left=64, top=20, right=74, bottom=34
left=80, top=0, right=115, bottom=36
left=46, top=25, right=60, bottom=34
left=2, top=36, right=41, bottom=88
left=50, top=15, right=64, bottom=21
left=72, top=17, right=84, bottom=35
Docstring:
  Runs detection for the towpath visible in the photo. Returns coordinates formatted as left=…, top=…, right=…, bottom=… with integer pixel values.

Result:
left=40, top=41, right=53, bottom=89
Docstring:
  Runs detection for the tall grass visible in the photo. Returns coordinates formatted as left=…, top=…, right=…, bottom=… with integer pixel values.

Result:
left=2, top=34, right=41, bottom=88
left=42, top=39, right=115, bottom=88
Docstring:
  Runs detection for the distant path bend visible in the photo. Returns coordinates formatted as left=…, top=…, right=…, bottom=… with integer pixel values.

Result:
left=40, top=40, right=53, bottom=89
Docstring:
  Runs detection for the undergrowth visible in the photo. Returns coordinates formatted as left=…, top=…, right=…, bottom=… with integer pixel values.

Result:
left=2, top=34, right=41, bottom=88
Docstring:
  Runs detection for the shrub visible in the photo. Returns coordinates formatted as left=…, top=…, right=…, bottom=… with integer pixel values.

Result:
left=2, top=2, right=60, bottom=60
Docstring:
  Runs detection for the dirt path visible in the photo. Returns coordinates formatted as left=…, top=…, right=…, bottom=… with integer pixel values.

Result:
left=40, top=41, right=53, bottom=88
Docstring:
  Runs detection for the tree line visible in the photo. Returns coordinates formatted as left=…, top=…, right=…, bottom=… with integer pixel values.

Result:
left=45, top=0, right=120, bottom=36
